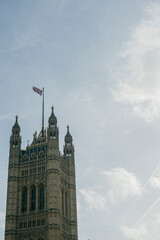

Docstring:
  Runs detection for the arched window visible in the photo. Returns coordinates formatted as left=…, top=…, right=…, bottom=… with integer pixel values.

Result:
left=21, top=186, right=27, bottom=212
left=65, top=192, right=68, bottom=217
left=66, top=149, right=69, bottom=156
left=50, top=131, right=53, bottom=139
left=39, top=184, right=44, bottom=210
left=62, top=189, right=64, bottom=215
left=53, top=131, right=56, bottom=139
left=12, top=141, right=18, bottom=148
left=50, top=121, right=55, bottom=128
left=30, top=185, right=36, bottom=211
left=67, top=140, right=71, bottom=146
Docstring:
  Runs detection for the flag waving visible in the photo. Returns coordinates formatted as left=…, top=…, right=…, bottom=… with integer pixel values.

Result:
left=33, top=86, right=43, bottom=95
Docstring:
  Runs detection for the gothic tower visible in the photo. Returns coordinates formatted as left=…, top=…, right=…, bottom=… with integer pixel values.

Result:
left=5, top=107, right=78, bottom=240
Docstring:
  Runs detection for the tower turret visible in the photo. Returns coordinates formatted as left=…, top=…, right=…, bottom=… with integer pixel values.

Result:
left=64, top=125, right=74, bottom=158
left=10, top=115, right=21, bottom=158
left=47, top=106, right=59, bottom=150
left=63, top=126, right=78, bottom=238
left=5, top=116, right=21, bottom=238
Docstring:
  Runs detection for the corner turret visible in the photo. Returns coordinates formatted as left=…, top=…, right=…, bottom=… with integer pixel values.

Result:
left=47, top=106, right=59, bottom=150
left=10, top=115, right=21, bottom=159
left=64, top=125, right=74, bottom=158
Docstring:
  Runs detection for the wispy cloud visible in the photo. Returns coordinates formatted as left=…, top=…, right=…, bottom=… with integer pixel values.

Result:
left=121, top=196, right=160, bottom=240
left=112, top=3, right=160, bottom=122
left=103, top=168, right=142, bottom=203
left=149, top=168, right=160, bottom=189
left=121, top=224, right=147, bottom=240
left=0, top=114, right=13, bottom=121
left=0, top=114, right=26, bottom=121
left=79, top=189, right=107, bottom=211
left=10, top=33, right=54, bottom=51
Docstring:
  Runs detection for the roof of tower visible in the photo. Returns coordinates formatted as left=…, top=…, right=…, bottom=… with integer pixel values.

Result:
left=12, top=115, right=20, bottom=132
left=65, top=125, right=73, bottom=142
left=48, top=106, right=57, bottom=123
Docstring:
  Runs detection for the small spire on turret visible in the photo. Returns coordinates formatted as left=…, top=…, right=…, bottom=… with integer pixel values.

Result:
left=12, top=115, right=20, bottom=134
left=64, top=124, right=74, bottom=157
left=10, top=115, right=21, bottom=151
left=48, top=105, right=57, bottom=127
left=47, top=105, right=59, bottom=149
left=65, top=125, right=73, bottom=143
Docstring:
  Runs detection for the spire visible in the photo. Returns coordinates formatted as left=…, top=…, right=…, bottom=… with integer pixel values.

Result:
left=10, top=115, right=21, bottom=152
left=48, top=106, right=57, bottom=127
left=31, top=131, right=37, bottom=145
left=65, top=125, right=73, bottom=143
left=12, top=115, right=20, bottom=134
left=64, top=125, right=74, bottom=157
left=47, top=106, right=59, bottom=150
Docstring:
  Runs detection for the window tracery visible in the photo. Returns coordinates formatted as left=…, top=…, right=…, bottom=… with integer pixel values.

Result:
left=30, top=185, right=36, bottom=211
left=39, top=184, right=44, bottom=210
left=21, top=186, right=27, bottom=212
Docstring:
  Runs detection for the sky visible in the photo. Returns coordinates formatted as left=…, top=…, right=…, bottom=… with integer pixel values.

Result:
left=1, top=0, right=160, bottom=239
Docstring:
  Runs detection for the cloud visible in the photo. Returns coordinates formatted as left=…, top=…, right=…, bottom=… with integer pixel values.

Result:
left=112, top=3, right=160, bottom=122
left=150, top=169, right=160, bottom=189
left=121, top=196, right=160, bottom=240
left=103, top=168, right=141, bottom=203
left=121, top=212, right=160, bottom=240
left=121, top=224, right=147, bottom=240
left=0, top=114, right=12, bottom=121
left=11, top=33, right=54, bottom=51
left=150, top=176, right=160, bottom=189
left=79, top=189, right=107, bottom=211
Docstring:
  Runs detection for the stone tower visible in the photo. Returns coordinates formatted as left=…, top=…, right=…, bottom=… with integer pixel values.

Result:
left=5, top=107, right=78, bottom=240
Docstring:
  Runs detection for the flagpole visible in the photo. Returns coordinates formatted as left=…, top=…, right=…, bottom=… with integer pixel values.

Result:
left=42, top=87, right=44, bottom=129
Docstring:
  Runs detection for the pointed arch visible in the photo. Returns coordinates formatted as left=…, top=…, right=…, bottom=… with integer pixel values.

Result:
left=39, top=183, right=44, bottom=210
left=53, top=131, right=56, bottom=139
left=30, top=185, right=36, bottom=211
left=21, top=186, right=27, bottom=212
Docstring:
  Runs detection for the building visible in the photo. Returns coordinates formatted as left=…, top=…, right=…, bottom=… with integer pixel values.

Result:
left=5, top=106, right=78, bottom=240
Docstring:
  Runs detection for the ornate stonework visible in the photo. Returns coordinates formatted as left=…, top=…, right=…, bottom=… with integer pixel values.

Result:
left=5, top=107, right=78, bottom=240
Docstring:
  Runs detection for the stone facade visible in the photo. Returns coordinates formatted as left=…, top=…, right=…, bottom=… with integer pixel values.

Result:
left=5, top=107, right=78, bottom=240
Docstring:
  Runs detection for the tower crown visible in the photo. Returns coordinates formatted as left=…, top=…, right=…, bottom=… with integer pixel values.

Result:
left=12, top=115, right=20, bottom=136
left=48, top=106, right=57, bottom=128
left=10, top=115, right=21, bottom=153
left=47, top=106, right=59, bottom=150
left=65, top=125, right=73, bottom=144
left=64, top=125, right=74, bottom=157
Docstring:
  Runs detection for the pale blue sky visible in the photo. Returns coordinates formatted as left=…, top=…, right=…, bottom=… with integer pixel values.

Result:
left=1, top=1, right=160, bottom=239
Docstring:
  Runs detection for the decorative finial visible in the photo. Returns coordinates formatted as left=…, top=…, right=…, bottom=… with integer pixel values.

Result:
left=16, top=115, right=18, bottom=120
left=51, top=105, right=54, bottom=114
left=67, top=125, right=69, bottom=129
left=33, top=131, right=37, bottom=138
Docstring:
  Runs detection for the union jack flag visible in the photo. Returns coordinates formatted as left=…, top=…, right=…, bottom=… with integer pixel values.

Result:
left=33, top=86, right=43, bottom=95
